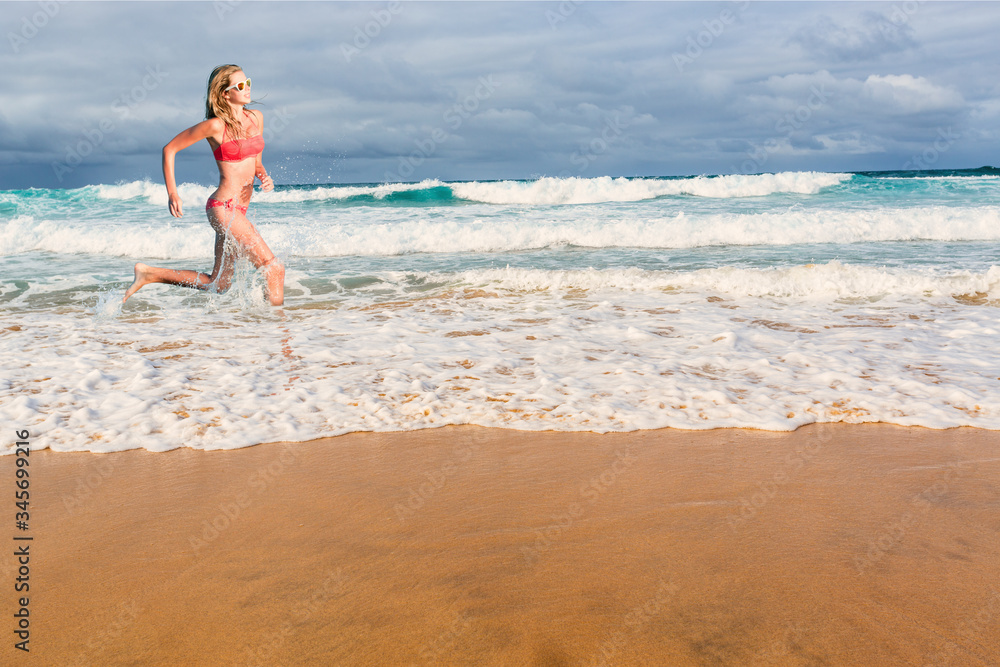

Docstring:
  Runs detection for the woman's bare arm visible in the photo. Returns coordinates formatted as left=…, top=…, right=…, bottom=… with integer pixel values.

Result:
left=162, top=119, right=221, bottom=217
left=252, top=111, right=274, bottom=191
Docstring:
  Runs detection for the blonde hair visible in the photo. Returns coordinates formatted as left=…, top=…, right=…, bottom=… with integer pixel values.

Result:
left=205, top=64, right=250, bottom=140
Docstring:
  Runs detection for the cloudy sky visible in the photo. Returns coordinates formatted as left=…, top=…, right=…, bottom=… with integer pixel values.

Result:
left=2, top=1, right=999, bottom=189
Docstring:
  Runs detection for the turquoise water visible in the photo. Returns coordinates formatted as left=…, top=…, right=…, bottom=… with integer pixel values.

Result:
left=2, top=170, right=999, bottom=452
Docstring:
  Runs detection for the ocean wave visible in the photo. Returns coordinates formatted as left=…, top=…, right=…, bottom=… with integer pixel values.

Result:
left=877, top=175, right=1000, bottom=181
left=443, top=262, right=1000, bottom=301
left=5, top=203, right=1000, bottom=258
left=5, top=257, right=1000, bottom=453
left=88, top=181, right=222, bottom=208
left=93, top=180, right=170, bottom=202
left=255, top=180, right=448, bottom=203
left=89, top=179, right=453, bottom=205
left=450, top=172, right=851, bottom=205
left=80, top=172, right=850, bottom=208
left=319, top=262, right=1000, bottom=304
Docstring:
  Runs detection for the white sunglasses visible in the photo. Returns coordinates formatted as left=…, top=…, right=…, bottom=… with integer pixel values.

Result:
left=225, top=78, right=251, bottom=93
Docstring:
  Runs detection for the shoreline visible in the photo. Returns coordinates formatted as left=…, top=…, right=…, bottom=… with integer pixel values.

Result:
left=28, top=417, right=1000, bottom=457
left=7, top=423, right=1000, bottom=665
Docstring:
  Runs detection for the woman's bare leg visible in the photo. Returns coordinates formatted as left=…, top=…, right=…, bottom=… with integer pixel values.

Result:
left=211, top=209, right=285, bottom=306
left=124, top=232, right=233, bottom=303
left=262, top=258, right=285, bottom=306
left=123, top=207, right=283, bottom=305
left=123, top=263, right=213, bottom=302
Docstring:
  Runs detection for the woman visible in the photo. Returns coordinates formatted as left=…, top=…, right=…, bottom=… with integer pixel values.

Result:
left=124, top=64, right=284, bottom=306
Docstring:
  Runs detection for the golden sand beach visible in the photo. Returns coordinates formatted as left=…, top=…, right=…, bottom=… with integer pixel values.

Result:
left=6, top=424, right=1000, bottom=665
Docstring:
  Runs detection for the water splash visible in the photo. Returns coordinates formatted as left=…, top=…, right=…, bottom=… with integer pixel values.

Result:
left=92, top=287, right=124, bottom=321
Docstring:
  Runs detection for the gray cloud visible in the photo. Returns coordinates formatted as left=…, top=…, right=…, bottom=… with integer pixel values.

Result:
left=788, top=11, right=918, bottom=63
left=0, top=1, right=998, bottom=189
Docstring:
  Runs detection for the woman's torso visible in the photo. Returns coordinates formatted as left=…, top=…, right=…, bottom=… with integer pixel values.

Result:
left=206, top=109, right=263, bottom=205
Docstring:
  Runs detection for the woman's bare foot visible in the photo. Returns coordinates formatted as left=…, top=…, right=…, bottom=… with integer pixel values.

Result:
left=123, top=263, right=153, bottom=302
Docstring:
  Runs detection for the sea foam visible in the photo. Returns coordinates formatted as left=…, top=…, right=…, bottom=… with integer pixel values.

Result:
left=5, top=204, right=1000, bottom=259
left=4, top=260, right=1000, bottom=454
left=450, top=172, right=851, bottom=204
left=4, top=171, right=1000, bottom=454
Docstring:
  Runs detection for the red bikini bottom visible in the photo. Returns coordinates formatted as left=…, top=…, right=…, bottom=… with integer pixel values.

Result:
left=205, top=197, right=248, bottom=216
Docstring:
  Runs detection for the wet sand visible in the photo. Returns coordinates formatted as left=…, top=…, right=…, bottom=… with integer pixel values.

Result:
left=6, top=424, right=1000, bottom=666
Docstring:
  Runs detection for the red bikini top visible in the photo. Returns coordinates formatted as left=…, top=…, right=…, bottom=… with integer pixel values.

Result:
left=212, top=110, right=264, bottom=162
